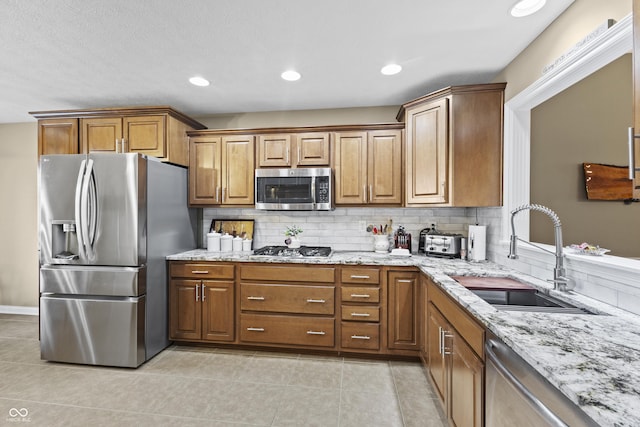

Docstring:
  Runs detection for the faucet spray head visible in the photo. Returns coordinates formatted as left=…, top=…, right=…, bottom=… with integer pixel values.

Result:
left=508, top=234, right=518, bottom=259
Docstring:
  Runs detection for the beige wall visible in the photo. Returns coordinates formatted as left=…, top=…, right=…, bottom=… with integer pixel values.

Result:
left=194, top=105, right=400, bottom=129
left=0, top=122, right=39, bottom=307
left=494, top=0, right=632, bottom=100
left=530, top=54, right=638, bottom=257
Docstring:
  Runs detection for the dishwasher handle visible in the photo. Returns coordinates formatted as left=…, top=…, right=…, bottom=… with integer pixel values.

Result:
left=485, top=339, right=568, bottom=427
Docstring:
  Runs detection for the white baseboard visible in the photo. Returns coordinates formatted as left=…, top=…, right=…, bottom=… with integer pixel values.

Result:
left=0, top=305, right=39, bottom=316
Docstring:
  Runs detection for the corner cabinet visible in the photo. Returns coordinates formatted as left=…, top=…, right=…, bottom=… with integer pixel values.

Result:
left=333, top=125, right=403, bottom=205
left=399, top=83, right=506, bottom=207
left=188, top=131, right=255, bottom=206
left=169, top=262, right=235, bottom=342
left=31, top=106, right=206, bottom=165
left=426, top=275, right=484, bottom=427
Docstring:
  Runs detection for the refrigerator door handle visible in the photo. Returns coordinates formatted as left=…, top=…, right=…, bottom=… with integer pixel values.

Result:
left=74, top=159, right=88, bottom=259
left=80, top=159, right=96, bottom=260
left=87, top=162, right=98, bottom=247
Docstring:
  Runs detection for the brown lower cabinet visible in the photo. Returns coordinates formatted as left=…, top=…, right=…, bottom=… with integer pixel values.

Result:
left=426, top=276, right=484, bottom=427
left=169, top=263, right=235, bottom=342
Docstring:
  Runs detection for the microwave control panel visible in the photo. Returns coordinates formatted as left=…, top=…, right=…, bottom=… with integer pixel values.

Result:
left=316, top=176, right=330, bottom=204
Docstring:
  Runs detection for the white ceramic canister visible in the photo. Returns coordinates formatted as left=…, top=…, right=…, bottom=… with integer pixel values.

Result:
left=232, top=236, right=243, bottom=252
left=207, top=232, right=221, bottom=252
left=220, top=233, right=233, bottom=252
left=374, top=234, right=390, bottom=253
left=242, top=239, right=252, bottom=251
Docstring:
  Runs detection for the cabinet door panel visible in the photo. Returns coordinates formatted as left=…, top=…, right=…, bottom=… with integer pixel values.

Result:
left=124, top=115, right=165, bottom=157
left=38, top=118, right=79, bottom=156
left=369, top=130, right=402, bottom=204
left=450, top=330, right=483, bottom=427
left=334, top=132, right=367, bottom=204
left=169, top=280, right=201, bottom=340
left=427, top=304, right=448, bottom=403
left=295, top=132, right=330, bottom=166
left=202, top=281, right=235, bottom=342
left=81, top=117, right=122, bottom=153
left=406, top=98, right=448, bottom=204
left=387, top=271, right=419, bottom=350
left=189, top=137, right=222, bottom=205
left=222, top=136, right=254, bottom=204
left=257, top=134, right=292, bottom=167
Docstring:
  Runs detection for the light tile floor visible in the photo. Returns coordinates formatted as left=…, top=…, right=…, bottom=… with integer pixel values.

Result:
left=0, top=314, right=447, bottom=426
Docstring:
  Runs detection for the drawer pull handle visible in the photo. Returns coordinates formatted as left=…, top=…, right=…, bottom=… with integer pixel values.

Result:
left=306, top=330, right=326, bottom=335
left=398, top=279, right=413, bottom=283
left=350, top=312, right=370, bottom=317
left=306, top=299, right=326, bottom=303
left=350, top=275, right=370, bottom=279
left=351, top=335, right=371, bottom=340
left=191, top=270, right=209, bottom=274
left=246, top=327, right=265, bottom=332
left=350, top=294, right=371, bottom=298
left=247, top=296, right=265, bottom=301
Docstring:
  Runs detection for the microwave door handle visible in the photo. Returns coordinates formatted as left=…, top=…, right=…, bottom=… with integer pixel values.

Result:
left=311, top=178, right=316, bottom=206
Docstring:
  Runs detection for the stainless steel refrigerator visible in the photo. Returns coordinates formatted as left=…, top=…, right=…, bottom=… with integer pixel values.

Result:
left=39, top=153, right=196, bottom=368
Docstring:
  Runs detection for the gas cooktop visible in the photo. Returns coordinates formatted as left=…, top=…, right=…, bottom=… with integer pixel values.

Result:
left=252, top=245, right=332, bottom=257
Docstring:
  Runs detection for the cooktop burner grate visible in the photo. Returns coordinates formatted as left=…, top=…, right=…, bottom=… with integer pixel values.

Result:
left=252, top=245, right=332, bottom=257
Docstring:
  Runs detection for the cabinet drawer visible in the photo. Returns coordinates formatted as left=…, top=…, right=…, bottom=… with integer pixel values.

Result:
left=341, top=322, right=380, bottom=350
left=341, top=305, right=380, bottom=322
left=240, top=314, right=335, bottom=347
left=240, top=265, right=335, bottom=283
left=341, top=268, right=380, bottom=284
left=170, top=263, right=234, bottom=280
left=341, top=286, right=380, bottom=303
left=241, top=283, right=334, bottom=315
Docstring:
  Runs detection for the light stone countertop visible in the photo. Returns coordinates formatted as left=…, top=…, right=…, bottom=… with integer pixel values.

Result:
left=168, top=249, right=640, bottom=426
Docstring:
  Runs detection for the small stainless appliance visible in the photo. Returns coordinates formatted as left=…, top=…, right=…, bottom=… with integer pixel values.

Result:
left=39, top=153, right=196, bottom=368
left=252, top=246, right=332, bottom=257
left=424, top=233, right=462, bottom=258
left=255, top=168, right=332, bottom=211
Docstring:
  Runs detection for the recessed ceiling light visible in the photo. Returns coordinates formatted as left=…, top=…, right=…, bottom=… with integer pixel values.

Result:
left=189, top=76, right=210, bottom=87
left=510, top=0, right=546, bottom=17
left=281, top=70, right=301, bottom=81
left=381, top=64, right=402, bottom=76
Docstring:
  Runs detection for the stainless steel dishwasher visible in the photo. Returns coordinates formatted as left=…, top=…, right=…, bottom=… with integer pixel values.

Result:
left=485, top=332, right=599, bottom=427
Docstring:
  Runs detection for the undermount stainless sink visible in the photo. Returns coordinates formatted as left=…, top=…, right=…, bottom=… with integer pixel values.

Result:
left=470, top=289, right=596, bottom=315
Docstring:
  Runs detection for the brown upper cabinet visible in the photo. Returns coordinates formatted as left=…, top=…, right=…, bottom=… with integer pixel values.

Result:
left=398, top=83, right=506, bottom=207
left=334, top=126, right=403, bottom=205
left=257, top=132, right=330, bottom=167
left=31, top=106, right=206, bottom=166
left=37, top=118, right=79, bottom=156
left=188, top=131, right=255, bottom=206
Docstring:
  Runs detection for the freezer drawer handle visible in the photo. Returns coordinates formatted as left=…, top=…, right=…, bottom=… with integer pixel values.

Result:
left=247, top=296, right=265, bottom=301
left=351, top=335, right=371, bottom=340
left=350, top=312, right=370, bottom=317
left=306, top=299, right=326, bottom=303
left=306, top=330, right=326, bottom=335
left=191, top=270, right=209, bottom=274
left=246, top=327, right=265, bottom=332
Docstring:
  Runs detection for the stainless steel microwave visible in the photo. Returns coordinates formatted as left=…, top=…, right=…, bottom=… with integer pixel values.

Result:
left=255, top=168, right=333, bottom=211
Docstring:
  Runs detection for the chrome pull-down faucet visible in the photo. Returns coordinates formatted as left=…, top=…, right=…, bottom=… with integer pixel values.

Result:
left=508, top=204, right=573, bottom=291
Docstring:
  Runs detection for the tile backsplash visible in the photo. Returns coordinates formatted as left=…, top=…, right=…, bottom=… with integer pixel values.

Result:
left=201, top=207, right=492, bottom=252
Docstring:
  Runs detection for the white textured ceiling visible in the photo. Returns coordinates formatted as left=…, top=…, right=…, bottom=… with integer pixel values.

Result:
left=1, top=0, right=574, bottom=124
